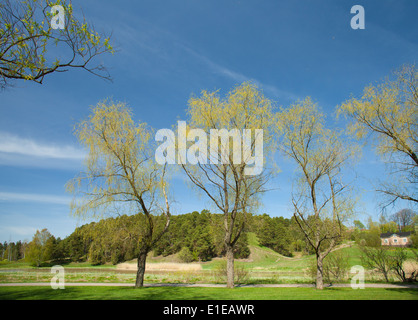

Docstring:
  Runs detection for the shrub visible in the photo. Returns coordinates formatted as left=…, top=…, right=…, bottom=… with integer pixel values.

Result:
left=178, top=247, right=194, bottom=263
left=306, top=251, right=349, bottom=284
left=214, top=259, right=250, bottom=285
left=323, top=251, right=349, bottom=283
left=356, top=231, right=381, bottom=247
left=360, top=246, right=392, bottom=282
left=410, top=233, right=418, bottom=249
left=389, top=248, right=417, bottom=283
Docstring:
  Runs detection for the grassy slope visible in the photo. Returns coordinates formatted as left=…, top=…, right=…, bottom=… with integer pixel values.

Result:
left=243, top=233, right=375, bottom=270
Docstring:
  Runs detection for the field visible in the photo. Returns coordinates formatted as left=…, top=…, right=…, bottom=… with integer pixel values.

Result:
left=0, top=286, right=417, bottom=300
left=0, top=236, right=416, bottom=285
left=1, top=233, right=417, bottom=300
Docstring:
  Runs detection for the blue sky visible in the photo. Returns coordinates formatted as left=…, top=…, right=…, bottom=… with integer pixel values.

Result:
left=0, top=0, right=417, bottom=242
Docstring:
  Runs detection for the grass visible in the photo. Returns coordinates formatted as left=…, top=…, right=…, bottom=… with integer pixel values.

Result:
left=0, top=286, right=416, bottom=300
left=0, top=260, right=116, bottom=269
left=1, top=235, right=416, bottom=285
left=0, top=260, right=33, bottom=269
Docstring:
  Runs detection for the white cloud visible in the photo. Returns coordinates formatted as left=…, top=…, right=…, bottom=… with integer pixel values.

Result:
left=114, top=20, right=301, bottom=102
left=0, top=192, right=71, bottom=205
left=0, top=132, right=85, bottom=160
left=0, top=132, right=85, bottom=169
left=1, top=226, right=37, bottom=238
left=179, top=44, right=301, bottom=101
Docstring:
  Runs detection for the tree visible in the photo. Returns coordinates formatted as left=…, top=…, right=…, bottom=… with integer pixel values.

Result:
left=175, top=82, right=274, bottom=288
left=353, top=220, right=365, bottom=230
left=65, top=227, right=88, bottom=262
left=390, top=208, right=416, bottom=232
left=361, top=246, right=417, bottom=283
left=66, top=99, right=171, bottom=288
left=0, top=0, right=114, bottom=89
left=380, top=221, right=398, bottom=234
left=355, top=230, right=381, bottom=247
left=338, top=64, right=418, bottom=208
left=152, top=211, right=249, bottom=261
left=178, top=247, right=193, bottom=263
left=308, top=250, right=349, bottom=284
left=390, top=248, right=417, bottom=283
left=25, top=229, right=54, bottom=267
left=276, top=97, right=356, bottom=289
left=256, top=215, right=292, bottom=256
left=360, top=246, right=392, bottom=282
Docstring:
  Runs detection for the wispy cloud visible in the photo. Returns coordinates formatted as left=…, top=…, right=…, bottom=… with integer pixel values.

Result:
left=114, top=20, right=300, bottom=102
left=0, top=132, right=85, bottom=160
left=0, top=226, right=37, bottom=238
left=179, top=44, right=301, bottom=102
left=0, top=192, right=71, bottom=205
left=0, top=132, right=85, bottom=169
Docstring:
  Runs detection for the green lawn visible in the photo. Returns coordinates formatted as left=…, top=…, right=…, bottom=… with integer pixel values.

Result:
left=0, top=286, right=416, bottom=300
left=0, top=260, right=116, bottom=269
left=1, top=237, right=415, bottom=285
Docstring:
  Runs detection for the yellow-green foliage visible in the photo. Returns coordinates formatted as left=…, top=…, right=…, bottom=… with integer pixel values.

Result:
left=0, top=0, right=114, bottom=87
left=337, top=64, right=417, bottom=204
left=338, top=65, right=417, bottom=159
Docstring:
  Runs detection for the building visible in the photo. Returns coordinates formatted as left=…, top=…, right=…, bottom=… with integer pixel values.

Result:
left=380, top=232, right=412, bottom=247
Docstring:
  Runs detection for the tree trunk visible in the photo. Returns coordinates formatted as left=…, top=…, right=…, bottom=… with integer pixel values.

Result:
left=316, top=255, right=324, bottom=290
left=135, top=250, right=147, bottom=288
left=383, top=270, right=389, bottom=282
left=226, top=244, right=235, bottom=288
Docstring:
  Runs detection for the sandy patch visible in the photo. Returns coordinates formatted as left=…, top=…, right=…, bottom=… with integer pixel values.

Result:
left=117, top=262, right=202, bottom=271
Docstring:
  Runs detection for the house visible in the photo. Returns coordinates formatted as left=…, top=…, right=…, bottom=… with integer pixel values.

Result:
left=380, top=232, right=412, bottom=247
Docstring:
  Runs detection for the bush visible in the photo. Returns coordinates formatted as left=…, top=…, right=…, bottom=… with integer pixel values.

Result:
left=360, top=246, right=392, bottom=282
left=361, top=246, right=417, bottom=283
left=306, top=251, right=349, bottom=284
left=389, top=248, right=417, bottom=283
left=323, top=251, right=349, bottom=283
left=356, top=231, right=381, bottom=247
left=410, top=233, right=418, bottom=249
left=214, top=259, right=250, bottom=285
left=178, top=247, right=194, bottom=263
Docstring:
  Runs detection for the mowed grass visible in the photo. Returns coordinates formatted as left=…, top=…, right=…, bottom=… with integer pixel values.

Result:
left=0, top=286, right=416, bottom=300
left=1, top=234, right=415, bottom=285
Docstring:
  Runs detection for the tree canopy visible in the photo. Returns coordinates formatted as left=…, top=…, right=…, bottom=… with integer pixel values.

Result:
left=0, top=0, right=114, bottom=89
left=338, top=64, right=418, bottom=207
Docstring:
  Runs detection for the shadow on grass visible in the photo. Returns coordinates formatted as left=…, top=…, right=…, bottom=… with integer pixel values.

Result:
left=1, top=286, right=417, bottom=300
left=0, top=286, right=215, bottom=300
left=383, top=288, right=418, bottom=299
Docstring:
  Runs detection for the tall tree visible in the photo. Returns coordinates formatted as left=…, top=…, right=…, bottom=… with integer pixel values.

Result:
left=25, top=229, right=54, bottom=266
left=338, top=64, right=418, bottom=208
left=66, top=100, right=171, bottom=288
left=0, top=0, right=114, bottom=89
left=353, top=220, right=365, bottom=230
left=173, top=82, right=274, bottom=288
left=276, top=97, right=356, bottom=289
left=390, top=208, right=416, bottom=232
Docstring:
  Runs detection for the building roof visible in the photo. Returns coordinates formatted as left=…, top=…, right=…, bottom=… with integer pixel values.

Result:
left=380, top=232, right=412, bottom=239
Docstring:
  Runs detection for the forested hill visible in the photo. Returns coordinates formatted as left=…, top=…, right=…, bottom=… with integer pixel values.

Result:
left=5, top=211, right=315, bottom=266
left=60, top=211, right=309, bottom=265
